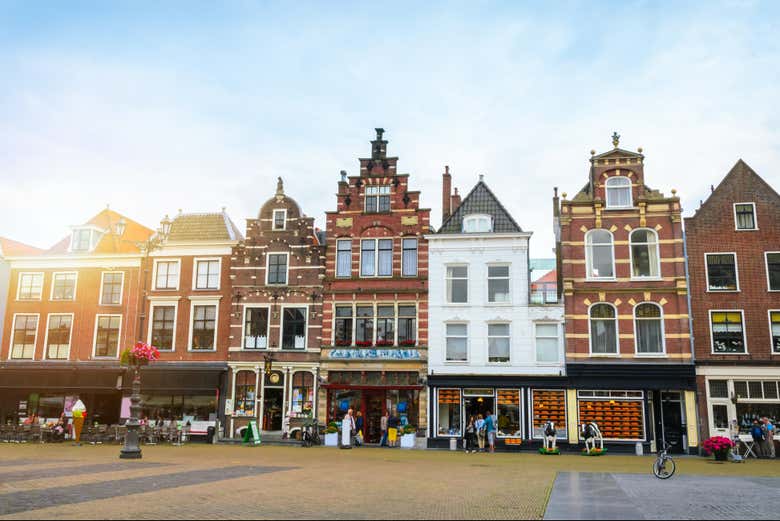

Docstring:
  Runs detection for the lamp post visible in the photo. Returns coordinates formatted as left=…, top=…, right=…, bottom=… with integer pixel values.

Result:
left=120, top=364, right=143, bottom=459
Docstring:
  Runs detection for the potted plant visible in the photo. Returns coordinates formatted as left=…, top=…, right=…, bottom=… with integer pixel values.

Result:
left=702, top=436, right=734, bottom=461
left=375, top=339, right=394, bottom=347
left=335, top=339, right=351, bottom=347
left=400, top=424, right=417, bottom=449
left=400, top=339, right=417, bottom=347
left=324, top=422, right=339, bottom=446
left=355, top=341, right=372, bottom=347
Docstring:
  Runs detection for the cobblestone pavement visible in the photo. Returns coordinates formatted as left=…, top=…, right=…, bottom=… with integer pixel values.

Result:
left=544, top=472, right=780, bottom=520
left=1, top=444, right=778, bottom=520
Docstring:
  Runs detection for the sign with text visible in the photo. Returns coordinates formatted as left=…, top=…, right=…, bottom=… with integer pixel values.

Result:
left=326, top=349, right=422, bottom=360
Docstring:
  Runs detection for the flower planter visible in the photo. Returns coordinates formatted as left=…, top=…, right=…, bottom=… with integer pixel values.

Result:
left=714, top=451, right=729, bottom=462
left=324, top=433, right=339, bottom=447
left=400, top=433, right=416, bottom=449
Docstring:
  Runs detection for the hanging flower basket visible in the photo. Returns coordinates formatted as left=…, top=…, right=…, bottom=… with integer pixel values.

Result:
left=120, top=342, right=161, bottom=367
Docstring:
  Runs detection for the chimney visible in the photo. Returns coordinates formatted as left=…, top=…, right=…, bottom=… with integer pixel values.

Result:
left=450, top=187, right=462, bottom=214
left=442, top=165, right=452, bottom=224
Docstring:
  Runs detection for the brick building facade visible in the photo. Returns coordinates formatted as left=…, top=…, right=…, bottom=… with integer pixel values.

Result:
left=685, top=160, right=780, bottom=440
left=557, top=135, right=698, bottom=453
left=320, top=129, right=430, bottom=442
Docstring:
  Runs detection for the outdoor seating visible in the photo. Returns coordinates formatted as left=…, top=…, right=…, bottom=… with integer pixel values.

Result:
left=738, top=434, right=757, bottom=458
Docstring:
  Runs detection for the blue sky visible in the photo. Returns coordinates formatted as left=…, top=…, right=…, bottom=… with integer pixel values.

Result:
left=1, top=1, right=779, bottom=257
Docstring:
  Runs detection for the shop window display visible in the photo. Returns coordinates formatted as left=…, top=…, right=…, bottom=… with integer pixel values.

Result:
left=532, top=390, right=567, bottom=439
left=496, top=390, right=521, bottom=437
left=291, top=372, right=314, bottom=415
left=140, top=394, right=217, bottom=422
left=577, top=390, right=644, bottom=441
left=437, top=389, right=461, bottom=436
left=234, top=371, right=256, bottom=416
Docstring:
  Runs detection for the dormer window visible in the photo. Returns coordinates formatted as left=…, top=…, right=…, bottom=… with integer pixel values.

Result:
left=605, top=176, right=632, bottom=208
left=273, top=209, right=287, bottom=231
left=70, top=227, right=102, bottom=253
left=365, top=185, right=391, bottom=213
left=462, top=214, right=492, bottom=233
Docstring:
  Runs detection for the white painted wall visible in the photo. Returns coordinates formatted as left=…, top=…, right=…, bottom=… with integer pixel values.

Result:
left=426, top=233, right=565, bottom=376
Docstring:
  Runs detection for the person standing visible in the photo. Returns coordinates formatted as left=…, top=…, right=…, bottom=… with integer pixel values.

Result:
left=341, top=409, right=355, bottom=449
left=750, top=419, right=765, bottom=458
left=354, top=411, right=364, bottom=446
left=762, top=417, right=775, bottom=459
left=387, top=409, right=400, bottom=448
left=380, top=411, right=389, bottom=447
left=475, top=414, right=486, bottom=452
left=465, top=416, right=477, bottom=453
left=484, top=410, right=497, bottom=453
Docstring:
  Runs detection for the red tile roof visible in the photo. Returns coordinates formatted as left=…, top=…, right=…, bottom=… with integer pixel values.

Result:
left=0, top=237, right=44, bottom=257
left=46, top=208, right=154, bottom=254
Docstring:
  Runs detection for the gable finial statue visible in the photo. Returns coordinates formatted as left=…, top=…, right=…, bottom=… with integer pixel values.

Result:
left=612, top=131, right=620, bottom=148
left=276, top=177, right=284, bottom=197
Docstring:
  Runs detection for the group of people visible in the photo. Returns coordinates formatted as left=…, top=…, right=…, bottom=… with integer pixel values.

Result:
left=340, top=408, right=404, bottom=448
left=463, top=411, right=497, bottom=453
left=748, top=417, right=776, bottom=459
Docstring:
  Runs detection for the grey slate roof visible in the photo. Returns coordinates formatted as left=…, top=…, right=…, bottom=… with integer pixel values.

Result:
left=167, top=212, right=244, bottom=242
left=438, top=181, right=522, bottom=234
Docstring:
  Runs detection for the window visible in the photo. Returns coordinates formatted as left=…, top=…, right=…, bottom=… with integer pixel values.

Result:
left=191, top=305, right=217, bottom=350
left=336, top=240, right=352, bottom=278
left=17, top=273, right=43, bottom=300
left=267, top=253, right=288, bottom=285
left=445, top=323, right=468, bottom=361
left=355, top=306, right=374, bottom=345
left=378, top=239, right=392, bottom=276
left=706, top=253, right=738, bottom=291
left=272, top=209, right=286, bottom=230
left=150, top=305, right=176, bottom=351
left=360, top=239, right=392, bottom=277
left=734, top=203, right=756, bottom=230
left=605, top=176, right=632, bottom=208
left=770, top=311, right=780, bottom=354
left=360, top=240, right=375, bottom=276
left=497, top=390, right=521, bottom=437
left=376, top=306, right=395, bottom=345
left=46, top=314, right=72, bottom=359
left=463, top=214, right=493, bottom=233
left=243, top=308, right=269, bottom=349
left=94, top=315, right=121, bottom=358
left=488, top=323, right=510, bottom=363
left=51, top=273, right=77, bottom=301
left=635, top=303, right=664, bottom=354
left=71, top=229, right=92, bottom=251
left=281, top=307, right=307, bottom=349
left=535, top=323, right=560, bottom=362
left=334, top=306, right=353, bottom=346
left=767, top=252, right=780, bottom=291
left=437, top=389, right=461, bottom=436
left=100, top=272, right=124, bottom=305
left=585, top=230, right=615, bottom=279
left=488, top=265, right=510, bottom=303
left=630, top=229, right=660, bottom=278
left=710, top=311, right=745, bottom=353
left=402, top=238, right=418, bottom=276
left=155, top=260, right=180, bottom=290
left=195, top=259, right=220, bottom=290
left=708, top=380, right=728, bottom=398
left=11, top=315, right=38, bottom=359
left=291, top=372, right=314, bottom=414
left=397, top=305, right=416, bottom=345
left=234, top=371, right=256, bottom=416
left=365, top=185, right=390, bottom=213
left=446, top=266, right=468, bottom=303
left=589, top=304, right=618, bottom=354
left=712, top=404, right=729, bottom=429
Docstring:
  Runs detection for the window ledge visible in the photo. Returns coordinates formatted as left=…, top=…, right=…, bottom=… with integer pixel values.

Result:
left=634, top=354, right=668, bottom=358
left=188, top=349, right=217, bottom=353
left=585, top=278, right=617, bottom=282
left=630, top=277, right=663, bottom=282
left=706, top=289, right=740, bottom=293
left=587, top=354, right=621, bottom=358
left=710, top=351, right=750, bottom=356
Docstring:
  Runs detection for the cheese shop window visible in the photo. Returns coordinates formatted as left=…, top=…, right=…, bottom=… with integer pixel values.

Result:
left=532, top=389, right=567, bottom=439
left=496, top=390, right=521, bottom=437
left=577, top=390, right=645, bottom=441
left=437, top=389, right=461, bottom=436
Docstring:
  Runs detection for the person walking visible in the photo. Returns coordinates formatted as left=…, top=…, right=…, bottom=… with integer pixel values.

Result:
left=475, top=414, right=486, bottom=452
left=387, top=409, right=400, bottom=448
left=464, top=416, right=477, bottom=453
left=485, top=410, right=497, bottom=453
left=750, top=419, right=765, bottom=458
left=380, top=411, right=389, bottom=447
left=762, top=417, right=775, bottom=459
left=354, top=411, right=364, bottom=446
left=340, top=409, right=355, bottom=449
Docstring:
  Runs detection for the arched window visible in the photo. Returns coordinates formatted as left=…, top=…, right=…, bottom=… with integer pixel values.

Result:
left=585, top=230, right=615, bottom=279
left=589, top=304, right=618, bottom=354
left=634, top=303, right=664, bottom=354
left=630, top=229, right=660, bottom=278
left=605, top=176, right=632, bottom=208
left=463, top=214, right=492, bottom=233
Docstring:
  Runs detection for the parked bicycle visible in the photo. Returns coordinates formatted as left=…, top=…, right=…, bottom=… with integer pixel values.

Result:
left=301, top=418, right=321, bottom=448
left=652, top=441, right=676, bottom=479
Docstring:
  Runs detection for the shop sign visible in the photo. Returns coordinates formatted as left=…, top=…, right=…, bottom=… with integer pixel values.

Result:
left=326, top=349, right=421, bottom=360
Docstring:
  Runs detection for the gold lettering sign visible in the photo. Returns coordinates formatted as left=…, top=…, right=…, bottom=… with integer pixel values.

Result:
left=401, top=216, right=418, bottom=226
left=336, top=217, right=353, bottom=228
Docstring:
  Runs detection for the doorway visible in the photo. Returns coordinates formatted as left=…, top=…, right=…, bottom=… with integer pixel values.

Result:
left=659, top=391, right=685, bottom=454
left=365, top=391, right=385, bottom=443
left=263, top=388, right=283, bottom=431
left=464, top=395, right=495, bottom=424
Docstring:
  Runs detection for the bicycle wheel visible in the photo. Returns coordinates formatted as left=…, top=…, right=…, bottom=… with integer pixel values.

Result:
left=653, top=457, right=675, bottom=479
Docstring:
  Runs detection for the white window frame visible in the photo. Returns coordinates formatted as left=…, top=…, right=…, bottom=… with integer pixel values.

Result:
left=401, top=237, right=418, bottom=277
left=99, top=271, right=125, bottom=306
left=365, top=185, right=391, bottom=213
left=487, top=263, right=511, bottom=304
left=709, top=309, right=748, bottom=355
left=733, top=202, right=758, bottom=231
left=633, top=302, right=666, bottom=356
left=445, top=264, right=469, bottom=304
left=605, top=176, right=633, bottom=209
left=336, top=239, right=352, bottom=278
left=705, top=252, right=740, bottom=292
left=534, top=322, right=562, bottom=364
left=44, top=312, right=75, bottom=360
left=584, top=229, right=616, bottom=281
left=435, top=388, right=463, bottom=438
left=359, top=238, right=393, bottom=278
left=272, top=209, right=287, bottom=231
left=16, top=272, right=44, bottom=301
left=588, top=302, right=620, bottom=356
left=153, top=259, right=181, bottom=291
left=768, top=309, right=780, bottom=355
left=49, top=272, right=78, bottom=301
left=487, top=321, right=511, bottom=364
left=444, top=321, right=469, bottom=363
left=92, top=314, right=123, bottom=359
left=462, top=214, right=493, bottom=233
left=766, top=251, right=780, bottom=292
left=280, top=304, right=309, bottom=350
left=192, top=257, right=222, bottom=291
left=530, top=389, right=568, bottom=440
left=242, top=305, right=270, bottom=350
left=188, top=299, right=220, bottom=352
left=69, top=226, right=102, bottom=253
left=8, top=313, right=40, bottom=360
left=628, top=228, right=661, bottom=280
left=148, top=301, right=179, bottom=352
left=265, top=252, right=290, bottom=285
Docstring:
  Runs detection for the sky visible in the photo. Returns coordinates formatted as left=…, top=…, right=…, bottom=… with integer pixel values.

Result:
left=1, top=0, right=779, bottom=258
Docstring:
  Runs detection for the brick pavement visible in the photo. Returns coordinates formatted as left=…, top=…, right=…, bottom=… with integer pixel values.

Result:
left=0, top=445, right=778, bottom=520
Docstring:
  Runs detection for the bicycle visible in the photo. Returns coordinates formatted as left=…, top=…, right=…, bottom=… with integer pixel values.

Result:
left=653, top=441, right=676, bottom=479
left=301, top=419, right=321, bottom=448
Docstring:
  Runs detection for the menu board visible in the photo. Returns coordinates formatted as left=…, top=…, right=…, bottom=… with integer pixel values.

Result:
left=532, top=390, right=566, bottom=437
left=578, top=399, right=644, bottom=440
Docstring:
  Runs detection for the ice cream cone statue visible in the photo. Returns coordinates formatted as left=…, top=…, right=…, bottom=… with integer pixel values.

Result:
left=71, top=399, right=86, bottom=445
